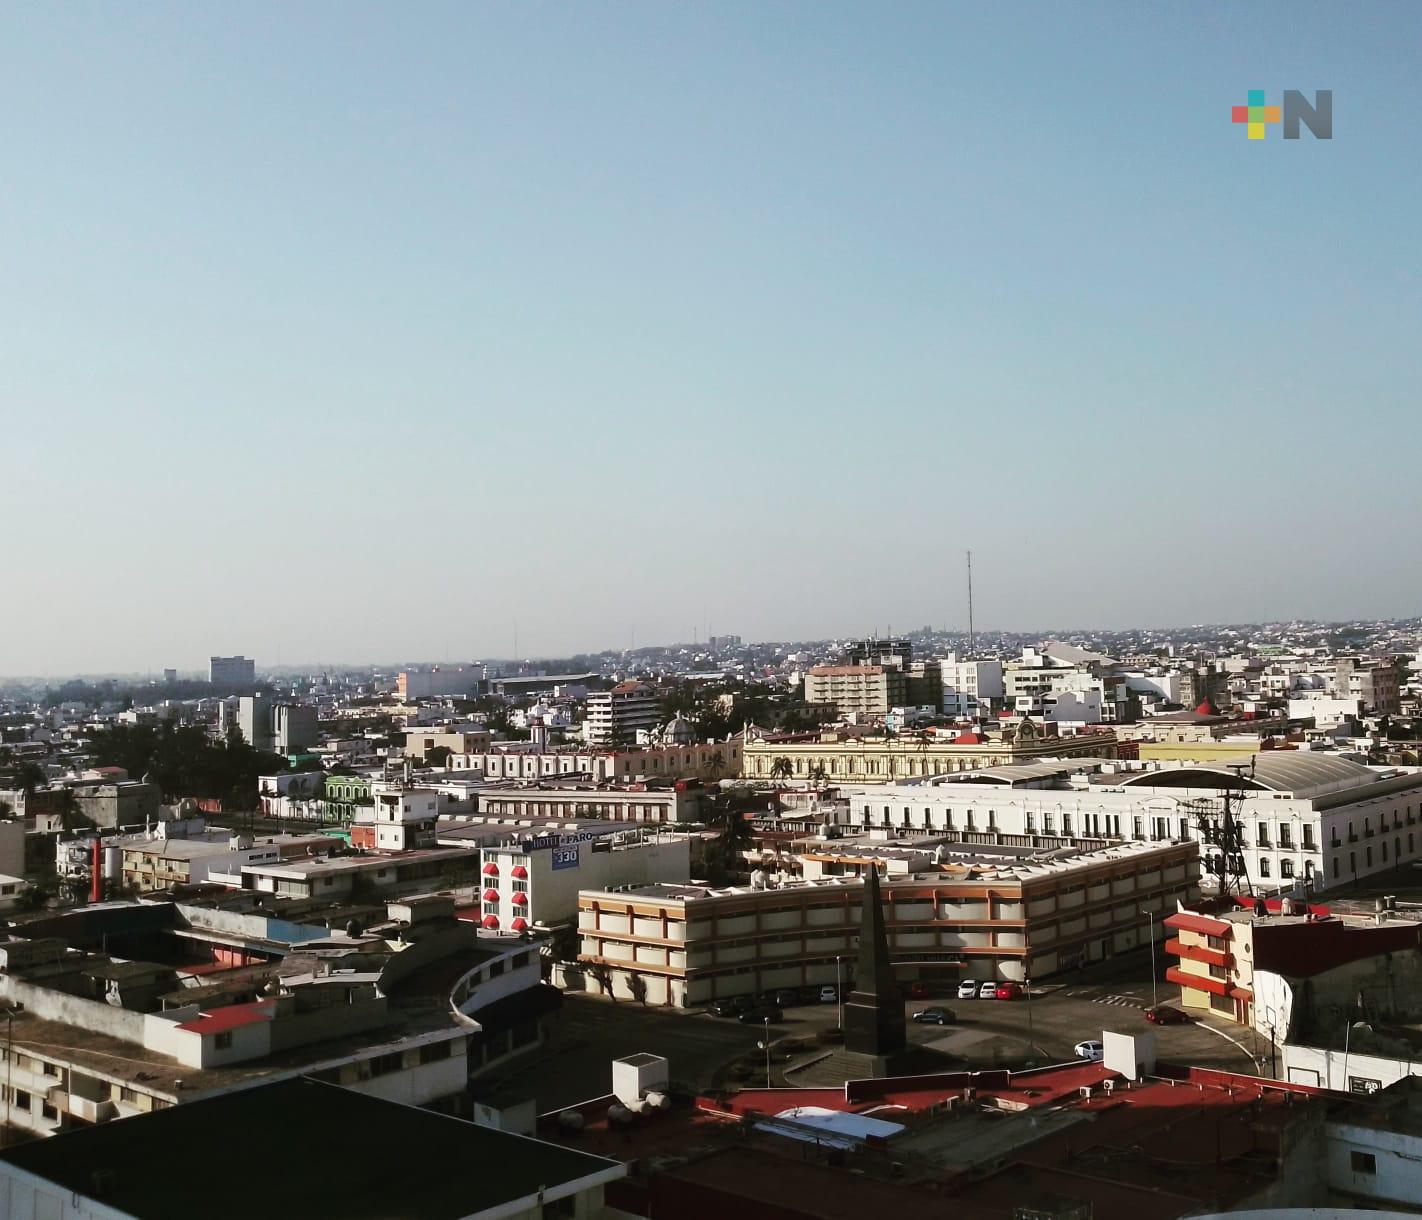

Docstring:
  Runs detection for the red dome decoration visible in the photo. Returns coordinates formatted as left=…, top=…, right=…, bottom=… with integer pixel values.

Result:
left=481, top=914, right=499, bottom=929
left=511, top=891, right=528, bottom=905
left=482, top=862, right=499, bottom=875
left=482, top=888, right=499, bottom=902
left=510, top=865, right=529, bottom=879
left=1195, top=697, right=1219, bottom=717
left=510, top=917, right=528, bottom=932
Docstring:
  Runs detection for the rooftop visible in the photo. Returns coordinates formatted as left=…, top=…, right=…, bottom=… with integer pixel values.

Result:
left=1, top=1078, right=624, bottom=1220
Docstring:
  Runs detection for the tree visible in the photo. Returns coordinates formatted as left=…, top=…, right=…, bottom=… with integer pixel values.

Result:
left=768, top=756, right=794, bottom=786
left=808, top=763, right=829, bottom=786
left=425, top=746, right=453, bottom=768
left=13, top=761, right=46, bottom=794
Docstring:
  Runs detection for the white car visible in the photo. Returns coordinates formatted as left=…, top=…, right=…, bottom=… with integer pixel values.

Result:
left=1074, top=1040, right=1104, bottom=1062
left=977, top=981, right=998, bottom=999
left=957, top=980, right=980, bottom=1000
left=819, top=985, right=839, bottom=1003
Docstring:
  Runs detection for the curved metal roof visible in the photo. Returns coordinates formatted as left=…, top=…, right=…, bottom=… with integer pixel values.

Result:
left=1119, top=753, right=1377, bottom=798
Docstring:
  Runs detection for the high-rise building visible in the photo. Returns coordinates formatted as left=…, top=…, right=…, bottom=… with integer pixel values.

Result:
left=210, top=655, right=256, bottom=687
left=584, top=682, right=661, bottom=747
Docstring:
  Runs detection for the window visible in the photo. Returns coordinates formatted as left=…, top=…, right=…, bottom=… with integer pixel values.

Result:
left=1259, top=858, right=1271, bottom=878
left=14, top=1089, right=31, bottom=1109
left=1333, top=859, right=1340, bottom=879
left=41, top=1102, right=57, bottom=1121
left=369, top=1052, right=403, bottom=1077
left=419, top=1041, right=453, bottom=1064
left=1303, top=826, right=1315, bottom=850
left=1279, top=826, right=1292, bottom=849
left=1256, top=823, right=1270, bottom=847
left=1350, top=1150, right=1377, bottom=1174
left=1281, top=859, right=1294, bottom=878
left=214, top=1032, right=233, bottom=1051
left=489, top=959, right=504, bottom=978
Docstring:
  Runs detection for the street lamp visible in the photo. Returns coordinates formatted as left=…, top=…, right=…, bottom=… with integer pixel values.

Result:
left=1140, top=908, right=1157, bottom=1009
left=835, top=955, right=845, bottom=1033
left=763, top=1016, right=772, bottom=1087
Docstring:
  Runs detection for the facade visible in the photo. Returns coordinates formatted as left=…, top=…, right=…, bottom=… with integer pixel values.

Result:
left=239, top=694, right=316, bottom=754
left=803, top=665, right=906, bottom=720
left=69, top=778, right=161, bottom=830
left=404, top=727, right=493, bottom=761
left=837, top=753, right=1422, bottom=895
left=209, top=655, right=255, bottom=687
left=396, top=664, right=487, bottom=700
left=576, top=839, right=1199, bottom=1006
left=241, top=846, right=480, bottom=900
left=119, top=829, right=333, bottom=892
left=741, top=722, right=1117, bottom=782
left=477, top=737, right=740, bottom=783
left=476, top=829, right=691, bottom=932
left=351, top=783, right=439, bottom=851
left=324, top=774, right=373, bottom=822
left=940, top=656, right=1004, bottom=717
left=584, top=681, right=662, bottom=747
left=476, top=783, right=707, bottom=825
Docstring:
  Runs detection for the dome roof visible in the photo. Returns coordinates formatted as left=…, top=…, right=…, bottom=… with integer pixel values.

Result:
left=662, top=716, right=696, bottom=744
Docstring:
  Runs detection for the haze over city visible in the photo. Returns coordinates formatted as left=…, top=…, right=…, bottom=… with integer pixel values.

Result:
left=4, top=2, right=1421, bottom=674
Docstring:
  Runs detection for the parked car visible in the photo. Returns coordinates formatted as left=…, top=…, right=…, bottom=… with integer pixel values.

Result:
left=958, top=980, right=981, bottom=1000
left=1145, top=1004, right=1188, bottom=1025
left=708, top=996, right=753, bottom=1018
left=911, top=1006, right=955, bottom=1025
left=1074, top=1040, right=1105, bottom=1062
left=774, top=988, right=801, bottom=1008
left=738, top=1005, right=784, bottom=1025
left=819, top=985, right=840, bottom=1003
left=977, top=981, right=998, bottom=999
left=994, top=981, right=1023, bottom=1001
left=903, top=981, right=929, bottom=999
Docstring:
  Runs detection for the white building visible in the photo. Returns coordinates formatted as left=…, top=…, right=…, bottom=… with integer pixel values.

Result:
left=584, top=681, right=661, bottom=747
left=476, top=827, right=691, bottom=933
left=838, top=753, right=1422, bottom=894
left=939, top=656, right=1003, bottom=718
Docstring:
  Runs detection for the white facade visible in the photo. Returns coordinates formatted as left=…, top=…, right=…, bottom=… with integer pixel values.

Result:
left=940, top=657, right=1003, bottom=717
left=839, top=755, right=1422, bottom=894
left=479, top=831, right=691, bottom=932
left=584, top=683, right=661, bottom=747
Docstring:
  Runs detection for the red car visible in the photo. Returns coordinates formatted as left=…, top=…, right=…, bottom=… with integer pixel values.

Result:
left=903, top=981, right=929, bottom=999
left=1145, top=1004, right=1187, bottom=1025
left=994, top=981, right=1023, bottom=1001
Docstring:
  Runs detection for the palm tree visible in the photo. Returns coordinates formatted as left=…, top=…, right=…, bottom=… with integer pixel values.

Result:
left=768, top=756, right=794, bottom=786
left=808, top=763, right=829, bottom=787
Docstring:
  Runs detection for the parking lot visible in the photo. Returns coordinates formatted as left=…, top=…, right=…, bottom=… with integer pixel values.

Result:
left=471, top=961, right=1270, bottom=1113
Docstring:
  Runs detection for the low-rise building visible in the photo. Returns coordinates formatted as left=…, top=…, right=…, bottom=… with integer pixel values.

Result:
left=576, top=838, right=1198, bottom=1006
left=477, top=737, right=741, bottom=783
left=477, top=781, right=708, bottom=824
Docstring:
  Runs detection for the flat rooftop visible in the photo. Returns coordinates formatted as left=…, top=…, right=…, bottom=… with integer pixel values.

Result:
left=1, top=1078, right=623, bottom=1220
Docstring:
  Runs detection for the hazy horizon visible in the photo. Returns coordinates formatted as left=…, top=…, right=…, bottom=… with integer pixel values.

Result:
left=4, top=3, right=1420, bottom=676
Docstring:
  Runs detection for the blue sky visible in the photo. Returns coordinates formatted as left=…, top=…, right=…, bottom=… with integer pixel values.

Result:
left=2, top=3, right=1419, bottom=674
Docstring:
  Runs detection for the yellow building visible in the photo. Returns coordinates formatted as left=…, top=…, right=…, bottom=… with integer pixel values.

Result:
left=742, top=720, right=1116, bottom=783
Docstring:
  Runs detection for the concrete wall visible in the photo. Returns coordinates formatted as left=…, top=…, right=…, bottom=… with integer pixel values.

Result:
left=1327, top=1119, right=1422, bottom=1209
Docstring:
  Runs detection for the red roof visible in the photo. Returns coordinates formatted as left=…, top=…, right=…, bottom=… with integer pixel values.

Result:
left=176, top=999, right=275, bottom=1034
left=482, top=914, right=499, bottom=929
left=952, top=732, right=985, bottom=745
left=482, top=888, right=499, bottom=902
left=482, top=861, right=499, bottom=875
left=511, top=865, right=528, bottom=879
left=511, top=891, right=527, bottom=905
left=510, top=917, right=528, bottom=931
left=1165, top=911, right=1232, bottom=938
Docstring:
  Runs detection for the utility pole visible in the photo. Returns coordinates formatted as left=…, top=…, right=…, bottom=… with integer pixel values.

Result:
left=763, top=1016, right=772, bottom=1087
left=1141, top=908, right=1158, bottom=1008
left=835, top=955, right=845, bottom=1033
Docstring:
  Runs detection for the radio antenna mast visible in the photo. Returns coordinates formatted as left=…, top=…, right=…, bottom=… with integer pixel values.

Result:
left=966, top=550, right=975, bottom=659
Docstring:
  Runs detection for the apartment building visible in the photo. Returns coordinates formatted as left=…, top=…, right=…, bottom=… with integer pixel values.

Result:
left=741, top=721, right=1117, bottom=782
left=837, top=752, right=1422, bottom=895
left=209, top=655, right=255, bottom=687
left=576, top=839, right=1198, bottom=1006
left=940, top=656, right=1004, bottom=718
left=584, top=681, right=662, bottom=746
left=396, top=664, right=487, bottom=700
left=803, top=665, right=906, bottom=720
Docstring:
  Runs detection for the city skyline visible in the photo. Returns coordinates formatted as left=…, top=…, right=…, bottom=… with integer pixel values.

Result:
left=4, top=2, right=1420, bottom=672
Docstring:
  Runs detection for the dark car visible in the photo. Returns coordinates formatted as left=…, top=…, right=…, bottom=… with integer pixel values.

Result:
left=708, top=995, right=753, bottom=1018
left=1145, top=1004, right=1188, bottom=1025
left=910, top=1006, right=955, bottom=1025
left=903, top=981, right=929, bottom=999
left=773, top=988, right=801, bottom=1007
left=738, top=1005, right=784, bottom=1025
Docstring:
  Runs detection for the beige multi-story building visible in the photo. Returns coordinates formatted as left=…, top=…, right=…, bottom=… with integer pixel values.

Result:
left=576, top=838, right=1199, bottom=1006
left=475, top=783, right=708, bottom=824
left=741, top=720, right=1117, bottom=783
left=803, top=665, right=906, bottom=720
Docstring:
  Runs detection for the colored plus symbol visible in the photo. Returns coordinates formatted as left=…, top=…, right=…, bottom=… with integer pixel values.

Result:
left=1232, top=90, right=1281, bottom=140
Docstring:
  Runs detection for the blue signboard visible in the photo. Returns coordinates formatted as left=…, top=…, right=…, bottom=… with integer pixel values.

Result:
left=551, top=846, right=580, bottom=870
